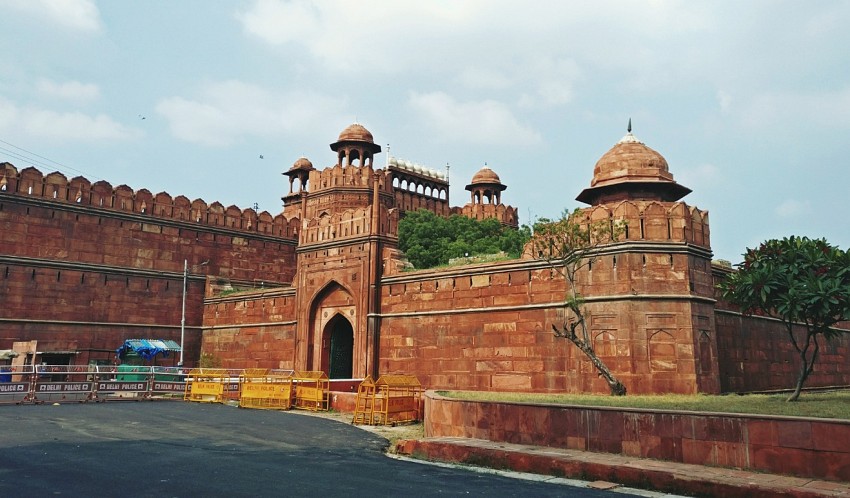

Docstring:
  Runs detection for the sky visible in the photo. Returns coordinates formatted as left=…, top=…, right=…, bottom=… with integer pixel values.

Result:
left=1, top=1, right=849, bottom=263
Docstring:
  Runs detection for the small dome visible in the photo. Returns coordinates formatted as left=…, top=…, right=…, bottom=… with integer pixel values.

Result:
left=470, top=166, right=502, bottom=185
left=289, top=156, right=314, bottom=171
left=466, top=166, right=506, bottom=192
left=337, top=123, right=374, bottom=143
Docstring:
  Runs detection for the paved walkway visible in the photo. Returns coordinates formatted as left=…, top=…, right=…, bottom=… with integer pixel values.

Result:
left=396, top=437, right=850, bottom=497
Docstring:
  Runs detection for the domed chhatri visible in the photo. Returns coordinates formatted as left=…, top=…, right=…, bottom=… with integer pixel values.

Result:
left=289, top=156, right=315, bottom=172
left=330, top=123, right=382, bottom=167
left=283, top=156, right=315, bottom=196
left=336, top=123, right=375, bottom=144
left=576, top=123, right=691, bottom=205
left=465, top=165, right=507, bottom=206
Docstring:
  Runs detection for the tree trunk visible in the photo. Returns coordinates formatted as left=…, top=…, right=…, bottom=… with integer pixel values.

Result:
left=786, top=333, right=814, bottom=402
left=554, top=324, right=627, bottom=396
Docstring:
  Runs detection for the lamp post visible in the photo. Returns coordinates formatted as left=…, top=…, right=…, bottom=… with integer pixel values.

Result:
left=179, top=259, right=208, bottom=367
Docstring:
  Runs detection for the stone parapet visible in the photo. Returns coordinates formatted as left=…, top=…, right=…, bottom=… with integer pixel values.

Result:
left=424, top=392, right=850, bottom=482
left=0, top=163, right=299, bottom=238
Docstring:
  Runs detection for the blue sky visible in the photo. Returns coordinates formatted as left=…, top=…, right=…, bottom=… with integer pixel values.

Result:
left=1, top=1, right=848, bottom=262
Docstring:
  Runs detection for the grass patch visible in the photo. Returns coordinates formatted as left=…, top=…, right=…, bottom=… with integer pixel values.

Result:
left=402, top=253, right=518, bottom=272
left=436, top=390, right=850, bottom=420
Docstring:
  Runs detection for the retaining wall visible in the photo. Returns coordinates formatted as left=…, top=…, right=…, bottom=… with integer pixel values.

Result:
left=424, top=391, right=850, bottom=481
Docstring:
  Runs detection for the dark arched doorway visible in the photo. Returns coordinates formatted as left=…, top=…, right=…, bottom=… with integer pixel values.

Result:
left=325, top=315, right=353, bottom=379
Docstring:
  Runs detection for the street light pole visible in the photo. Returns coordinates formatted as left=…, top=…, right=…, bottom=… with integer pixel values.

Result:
left=179, top=259, right=209, bottom=368
left=179, top=259, right=188, bottom=367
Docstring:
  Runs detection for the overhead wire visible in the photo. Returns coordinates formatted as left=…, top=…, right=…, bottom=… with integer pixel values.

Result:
left=0, top=138, right=102, bottom=182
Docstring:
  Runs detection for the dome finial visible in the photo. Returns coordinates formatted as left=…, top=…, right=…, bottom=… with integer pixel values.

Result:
left=617, top=118, right=642, bottom=145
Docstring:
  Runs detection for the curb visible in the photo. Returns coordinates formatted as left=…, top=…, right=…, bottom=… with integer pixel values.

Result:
left=396, top=438, right=850, bottom=498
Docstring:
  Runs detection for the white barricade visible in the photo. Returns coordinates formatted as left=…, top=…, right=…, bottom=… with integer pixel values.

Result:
left=0, top=364, right=34, bottom=404
left=33, top=364, right=95, bottom=403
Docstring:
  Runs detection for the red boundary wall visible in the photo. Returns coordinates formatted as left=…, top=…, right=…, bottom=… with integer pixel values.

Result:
left=423, top=391, right=850, bottom=482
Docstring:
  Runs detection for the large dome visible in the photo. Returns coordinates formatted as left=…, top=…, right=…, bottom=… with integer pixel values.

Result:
left=576, top=131, right=691, bottom=205
left=337, top=123, right=374, bottom=143
left=590, top=133, right=673, bottom=188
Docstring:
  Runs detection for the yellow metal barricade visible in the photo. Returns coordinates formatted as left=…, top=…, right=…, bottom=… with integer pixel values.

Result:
left=351, top=376, right=377, bottom=425
left=239, top=369, right=293, bottom=410
left=222, top=369, right=242, bottom=403
left=292, top=371, right=328, bottom=411
left=372, top=374, right=422, bottom=426
left=184, top=368, right=227, bottom=403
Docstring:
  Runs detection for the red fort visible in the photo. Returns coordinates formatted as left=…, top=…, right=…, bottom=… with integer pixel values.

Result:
left=1, top=123, right=848, bottom=394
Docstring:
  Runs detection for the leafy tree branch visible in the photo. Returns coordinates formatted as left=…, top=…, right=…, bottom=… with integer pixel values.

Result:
left=530, top=209, right=627, bottom=396
left=718, top=236, right=850, bottom=401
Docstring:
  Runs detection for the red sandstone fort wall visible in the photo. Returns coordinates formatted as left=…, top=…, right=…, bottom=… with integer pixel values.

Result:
left=197, top=254, right=716, bottom=394
left=1, top=164, right=300, bottom=238
left=202, top=288, right=297, bottom=370
left=378, top=252, right=716, bottom=395
left=0, top=163, right=298, bottom=366
left=714, top=310, right=850, bottom=392
left=196, top=256, right=849, bottom=395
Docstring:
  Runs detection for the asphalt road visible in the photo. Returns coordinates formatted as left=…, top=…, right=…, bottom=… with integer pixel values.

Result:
left=0, top=401, right=618, bottom=498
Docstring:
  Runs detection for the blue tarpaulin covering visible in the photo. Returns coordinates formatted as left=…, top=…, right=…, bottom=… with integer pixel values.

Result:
left=116, top=339, right=182, bottom=361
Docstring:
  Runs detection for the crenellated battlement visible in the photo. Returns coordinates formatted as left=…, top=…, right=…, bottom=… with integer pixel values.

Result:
left=580, top=199, right=710, bottom=247
left=299, top=204, right=399, bottom=246
left=0, top=163, right=299, bottom=239
left=307, top=164, right=387, bottom=194
left=451, top=203, right=518, bottom=227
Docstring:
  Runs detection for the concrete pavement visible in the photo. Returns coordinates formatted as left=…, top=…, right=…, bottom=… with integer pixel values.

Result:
left=0, top=401, right=617, bottom=497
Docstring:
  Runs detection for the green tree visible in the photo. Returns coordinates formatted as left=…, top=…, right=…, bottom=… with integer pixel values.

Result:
left=718, top=236, right=850, bottom=401
left=530, top=209, right=627, bottom=396
left=398, top=209, right=530, bottom=269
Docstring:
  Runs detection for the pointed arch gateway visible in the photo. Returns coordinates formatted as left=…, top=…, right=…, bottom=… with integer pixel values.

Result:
left=323, top=313, right=353, bottom=379
left=306, top=280, right=359, bottom=378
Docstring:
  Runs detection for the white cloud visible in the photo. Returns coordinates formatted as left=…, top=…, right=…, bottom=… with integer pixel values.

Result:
left=155, top=80, right=346, bottom=147
left=518, top=57, right=581, bottom=108
left=237, top=0, right=475, bottom=73
left=236, top=0, right=319, bottom=46
left=716, top=90, right=732, bottom=114
left=234, top=0, right=717, bottom=111
left=236, top=1, right=714, bottom=73
left=458, top=56, right=580, bottom=109
left=24, top=110, right=140, bottom=141
left=0, top=97, right=139, bottom=142
left=406, top=91, right=541, bottom=146
left=4, top=0, right=101, bottom=32
left=456, top=67, right=514, bottom=91
left=0, top=98, right=20, bottom=132
left=740, top=87, right=850, bottom=130
left=775, top=199, right=811, bottom=218
left=36, top=79, right=100, bottom=103
left=676, top=163, right=721, bottom=190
